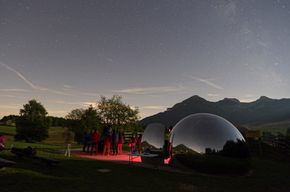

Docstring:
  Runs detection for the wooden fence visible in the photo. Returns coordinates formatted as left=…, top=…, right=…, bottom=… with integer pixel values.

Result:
left=123, top=132, right=143, bottom=143
left=262, top=136, right=290, bottom=154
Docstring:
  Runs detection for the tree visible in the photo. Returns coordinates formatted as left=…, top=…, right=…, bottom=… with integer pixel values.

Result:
left=286, top=127, right=290, bottom=135
left=277, top=132, right=284, bottom=138
left=6, top=120, right=12, bottom=126
left=81, top=105, right=100, bottom=131
left=65, top=95, right=140, bottom=142
left=15, top=99, right=52, bottom=142
left=285, top=127, right=290, bottom=139
left=66, top=108, right=85, bottom=143
left=96, top=95, right=140, bottom=132
left=66, top=108, right=84, bottom=121
left=66, top=106, right=100, bottom=143
left=262, top=131, right=274, bottom=138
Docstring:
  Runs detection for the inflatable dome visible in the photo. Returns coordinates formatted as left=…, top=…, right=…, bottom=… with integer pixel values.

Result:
left=169, top=113, right=250, bottom=175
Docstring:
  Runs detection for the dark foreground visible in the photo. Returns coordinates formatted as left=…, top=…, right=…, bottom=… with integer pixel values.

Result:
left=0, top=140, right=290, bottom=192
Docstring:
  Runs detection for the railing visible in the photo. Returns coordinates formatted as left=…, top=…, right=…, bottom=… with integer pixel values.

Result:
left=124, top=132, right=143, bottom=143
left=262, top=136, right=290, bottom=154
left=275, top=138, right=290, bottom=154
left=124, top=132, right=133, bottom=142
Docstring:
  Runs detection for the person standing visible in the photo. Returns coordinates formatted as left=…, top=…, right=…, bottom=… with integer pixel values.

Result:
left=63, top=130, right=75, bottom=157
left=82, top=132, right=90, bottom=154
left=112, top=129, right=118, bottom=155
left=0, top=133, right=5, bottom=148
left=129, top=135, right=137, bottom=152
left=91, top=129, right=100, bottom=155
left=137, top=134, right=142, bottom=153
left=87, top=131, right=93, bottom=153
left=103, top=133, right=112, bottom=156
left=117, top=132, right=124, bottom=155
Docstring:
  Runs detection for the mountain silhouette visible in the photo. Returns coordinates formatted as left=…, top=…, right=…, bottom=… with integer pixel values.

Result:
left=139, top=95, right=290, bottom=127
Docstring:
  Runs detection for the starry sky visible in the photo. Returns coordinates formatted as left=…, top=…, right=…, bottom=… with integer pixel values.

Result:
left=1, top=0, right=290, bottom=120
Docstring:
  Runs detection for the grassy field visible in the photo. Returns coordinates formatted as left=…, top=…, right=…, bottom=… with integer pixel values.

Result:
left=0, top=126, right=290, bottom=191
left=243, top=120, right=290, bottom=135
left=0, top=125, right=81, bottom=148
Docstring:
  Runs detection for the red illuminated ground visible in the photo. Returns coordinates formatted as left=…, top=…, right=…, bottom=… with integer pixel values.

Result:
left=70, top=150, right=188, bottom=174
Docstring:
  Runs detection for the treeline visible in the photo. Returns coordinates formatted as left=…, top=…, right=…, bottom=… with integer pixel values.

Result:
left=49, top=116, right=67, bottom=127
left=6, top=95, right=145, bottom=143
left=262, top=127, right=290, bottom=139
left=0, top=115, right=67, bottom=127
left=0, top=115, right=18, bottom=125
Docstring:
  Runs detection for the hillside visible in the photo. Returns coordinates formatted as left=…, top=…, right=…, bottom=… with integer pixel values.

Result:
left=243, top=120, right=290, bottom=135
left=139, top=95, right=290, bottom=127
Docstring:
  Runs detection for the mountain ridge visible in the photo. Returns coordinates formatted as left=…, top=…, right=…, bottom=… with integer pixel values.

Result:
left=139, top=95, right=290, bottom=127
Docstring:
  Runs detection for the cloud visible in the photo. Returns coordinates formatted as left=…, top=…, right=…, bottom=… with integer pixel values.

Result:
left=56, top=101, right=81, bottom=105
left=47, top=110, right=68, bottom=115
left=113, top=85, right=186, bottom=95
left=34, top=86, right=74, bottom=96
left=0, top=61, right=73, bottom=96
left=56, top=101, right=97, bottom=107
left=0, top=94, right=30, bottom=99
left=0, top=61, right=36, bottom=89
left=62, top=84, right=73, bottom=88
left=80, top=102, right=97, bottom=107
left=0, top=105, right=19, bottom=109
left=79, top=92, right=99, bottom=97
left=240, top=98, right=256, bottom=103
left=1, top=89, right=28, bottom=92
left=106, top=58, right=114, bottom=62
left=207, top=94, right=220, bottom=97
left=142, top=106, right=168, bottom=110
left=188, top=76, right=223, bottom=90
left=239, top=95, right=256, bottom=103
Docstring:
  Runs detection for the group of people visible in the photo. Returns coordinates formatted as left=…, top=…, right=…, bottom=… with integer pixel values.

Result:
left=103, top=129, right=124, bottom=156
left=129, top=134, right=142, bottom=153
left=82, top=128, right=125, bottom=156
left=82, top=128, right=142, bottom=156
left=82, top=129, right=100, bottom=155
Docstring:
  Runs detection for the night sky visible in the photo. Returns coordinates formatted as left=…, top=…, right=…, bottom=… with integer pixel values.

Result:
left=1, top=0, right=290, bottom=120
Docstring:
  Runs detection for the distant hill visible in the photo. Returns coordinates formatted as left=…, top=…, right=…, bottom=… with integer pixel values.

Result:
left=139, top=95, right=290, bottom=127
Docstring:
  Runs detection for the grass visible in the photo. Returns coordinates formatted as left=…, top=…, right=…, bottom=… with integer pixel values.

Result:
left=1, top=143, right=289, bottom=192
left=0, top=127, right=290, bottom=191
left=243, top=120, right=290, bottom=135
left=0, top=125, right=81, bottom=148
left=0, top=124, right=16, bottom=133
